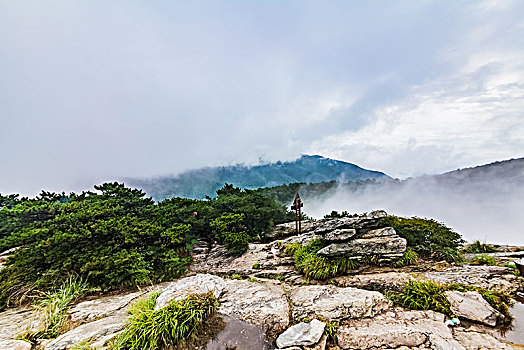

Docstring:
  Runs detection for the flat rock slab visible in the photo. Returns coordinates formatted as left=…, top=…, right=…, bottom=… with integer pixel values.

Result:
left=155, top=273, right=226, bottom=310
left=219, top=279, right=289, bottom=339
left=453, top=330, right=513, bottom=350
left=44, top=312, right=127, bottom=350
left=334, top=272, right=414, bottom=292
left=445, top=291, right=502, bottom=327
left=69, top=290, right=145, bottom=324
left=324, top=228, right=357, bottom=242
left=276, top=319, right=325, bottom=348
left=0, top=307, right=42, bottom=340
left=337, top=309, right=463, bottom=350
left=288, top=285, right=391, bottom=321
left=0, top=339, right=32, bottom=350
left=419, top=265, right=521, bottom=294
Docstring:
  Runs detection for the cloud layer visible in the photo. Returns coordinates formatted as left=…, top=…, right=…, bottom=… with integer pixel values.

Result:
left=1, top=0, right=523, bottom=195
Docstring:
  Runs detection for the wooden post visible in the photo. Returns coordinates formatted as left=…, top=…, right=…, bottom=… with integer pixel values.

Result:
left=291, top=193, right=304, bottom=234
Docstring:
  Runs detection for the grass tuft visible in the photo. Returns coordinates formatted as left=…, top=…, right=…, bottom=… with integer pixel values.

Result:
left=463, top=240, right=498, bottom=254
left=110, top=290, right=219, bottom=350
left=396, top=248, right=419, bottom=267
left=285, top=240, right=358, bottom=280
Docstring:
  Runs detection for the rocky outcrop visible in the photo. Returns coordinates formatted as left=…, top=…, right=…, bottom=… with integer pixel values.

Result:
left=155, top=273, right=226, bottom=310
left=276, top=319, right=325, bottom=348
left=445, top=291, right=502, bottom=327
left=219, top=279, right=290, bottom=339
left=288, top=285, right=391, bottom=321
left=453, top=330, right=513, bottom=350
left=334, top=272, right=414, bottom=292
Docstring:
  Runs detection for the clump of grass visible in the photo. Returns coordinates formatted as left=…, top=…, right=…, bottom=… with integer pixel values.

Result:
left=231, top=274, right=242, bottom=280
left=396, top=248, right=419, bottom=267
left=386, top=280, right=513, bottom=327
left=463, top=240, right=498, bottom=254
left=110, top=290, right=219, bottom=350
left=71, top=339, right=95, bottom=350
left=324, top=320, right=339, bottom=341
left=285, top=240, right=358, bottom=280
left=252, top=263, right=260, bottom=269
left=19, top=276, right=89, bottom=342
left=469, top=254, right=497, bottom=266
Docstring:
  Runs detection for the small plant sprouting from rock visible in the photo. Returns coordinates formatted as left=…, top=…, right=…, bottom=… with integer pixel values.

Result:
left=231, top=274, right=242, bottom=280
left=468, top=254, right=497, bottom=266
left=18, top=276, right=89, bottom=342
left=324, top=320, right=339, bottom=341
left=285, top=240, right=358, bottom=280
left=396, top=248, right=419, bottom=267
left=252, top=263, right=260, bottom=269
left=71, top=339, right=95, bottom=350
left=463, top=240, right=498, bottom=254
left=110, top=290, right=219, bottom=350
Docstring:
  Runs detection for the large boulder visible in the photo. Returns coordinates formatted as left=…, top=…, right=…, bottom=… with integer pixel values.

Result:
left=316, top=228, right=406, bottom=259
left=445, top=291, right=502, bottom=327
left=334, top=272, right=414, bottom=292
left=323, top=228, right=357, bottom=242
left=154, top=274, right=226, bottom=310
left=276, top=319, right=325, bottom=348
left=288, top=285, right=391, bottom=321
left=219, top=279, right=290, bottom=339
left=453, top=330, right=513, bottom=350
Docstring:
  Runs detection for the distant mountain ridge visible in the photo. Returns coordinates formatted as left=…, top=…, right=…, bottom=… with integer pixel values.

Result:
left=125, top=155, right=390, bottom=200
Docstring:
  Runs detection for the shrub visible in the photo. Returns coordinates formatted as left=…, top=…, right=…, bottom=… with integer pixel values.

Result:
left=111, top=291, right=219, bottom=350
left=285, top=240, right=358, bottom=280
left=469, top=254, right=496, bottom=266
left=381, top=216, right=464, bottom=262
left=463, top=240, right=497, bottom=254
left=210, top=213, right=250, bottom=255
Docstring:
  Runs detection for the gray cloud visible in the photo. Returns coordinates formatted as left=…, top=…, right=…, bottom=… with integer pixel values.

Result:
left=1, top=0, right=523, bottom=196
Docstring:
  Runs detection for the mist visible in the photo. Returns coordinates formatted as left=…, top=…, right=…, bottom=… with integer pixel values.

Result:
left=305, top=159, right=524, bottom=245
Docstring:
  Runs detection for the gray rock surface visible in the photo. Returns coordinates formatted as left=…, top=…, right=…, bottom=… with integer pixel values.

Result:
left=323, top=228, right=357, bottom=242
left=288, top=285, right=391, bottom=321
left=445, top=291, right=502, bottom=327
left=0, top=339, right=32, bottom=350
left=69, top=290, right=145, bottom=324
left=219, top=279, right=290, bottom=339
left=44, top=312, right=127, bottom=350
left=317, top=235, right=406, bottom=258
left=453, top=330, right=513, bottom=350
left=337, top=309, right=464, bottom=350
left=154, top=273, right=226, bottom=310
left=276, top=319, right=325, bottom=348
left=334, top=272, right=414, bottom=292
left=419, top=265, right=522, bottom=293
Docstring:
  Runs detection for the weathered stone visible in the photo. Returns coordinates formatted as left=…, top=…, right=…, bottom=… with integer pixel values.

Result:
left=205, top=314, right=272, bottom=350
left=304, top=334, right=327, bottom=350
left=334, top=272, right=414, bottom=292
left=313, top=215, right=384, bottom=235
left=44, top=312, right=127, bottom=350
left=337, top=309, right=462, bottom=350
left=69, top=290, right=145, bottom=324
left=445, top=291, right=502, bottom=327
left=154, top=273, right=226, bottom=310
left=288, top=285, right=391, bottom=321
left=419, top=265, right=522, bottom=294
left=453, top=330, right=513, bottom=350
left=269, top=221, right=317, bottom=239
left=0, top=307, right=43, bottom=341
left=276, top=319, right=325, bottom=348
left=323, top=229, right=357, bottom=242
left=0, top=339, right=32, bottom=350
left=219, top=279, right=289, bottom=339
left=317, top=235, right=406, bottom=258
left=358, top=226, right=396, bottom=239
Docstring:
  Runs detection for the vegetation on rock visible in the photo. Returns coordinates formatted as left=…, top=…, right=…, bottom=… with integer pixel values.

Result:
left=0, top=183, right=292, bottom=310
left=386, top=280, right=513, bottom=327
left=463, top=240, right=498, bottom=254
left=380, top=216, right=465, bottom=263
left=110, top=291, right=219, bottom=350
left=285, top=240, right=358, bottom=280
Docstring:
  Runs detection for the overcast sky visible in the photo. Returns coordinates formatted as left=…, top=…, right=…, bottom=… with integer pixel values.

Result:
left=1, top=0, right=523, bottom=196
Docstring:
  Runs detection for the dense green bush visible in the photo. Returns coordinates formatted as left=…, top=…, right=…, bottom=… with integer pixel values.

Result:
left=381, top=216, right=464, bottom=262
left=463, top=240, right=498, bottom=254
left=210, top=213, right=250, bottom=255
left=285, top=240, right=358, bottom=280
left=110, top=291, right=219, bottom=350
left=0, top=183, right=292, bottom=310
